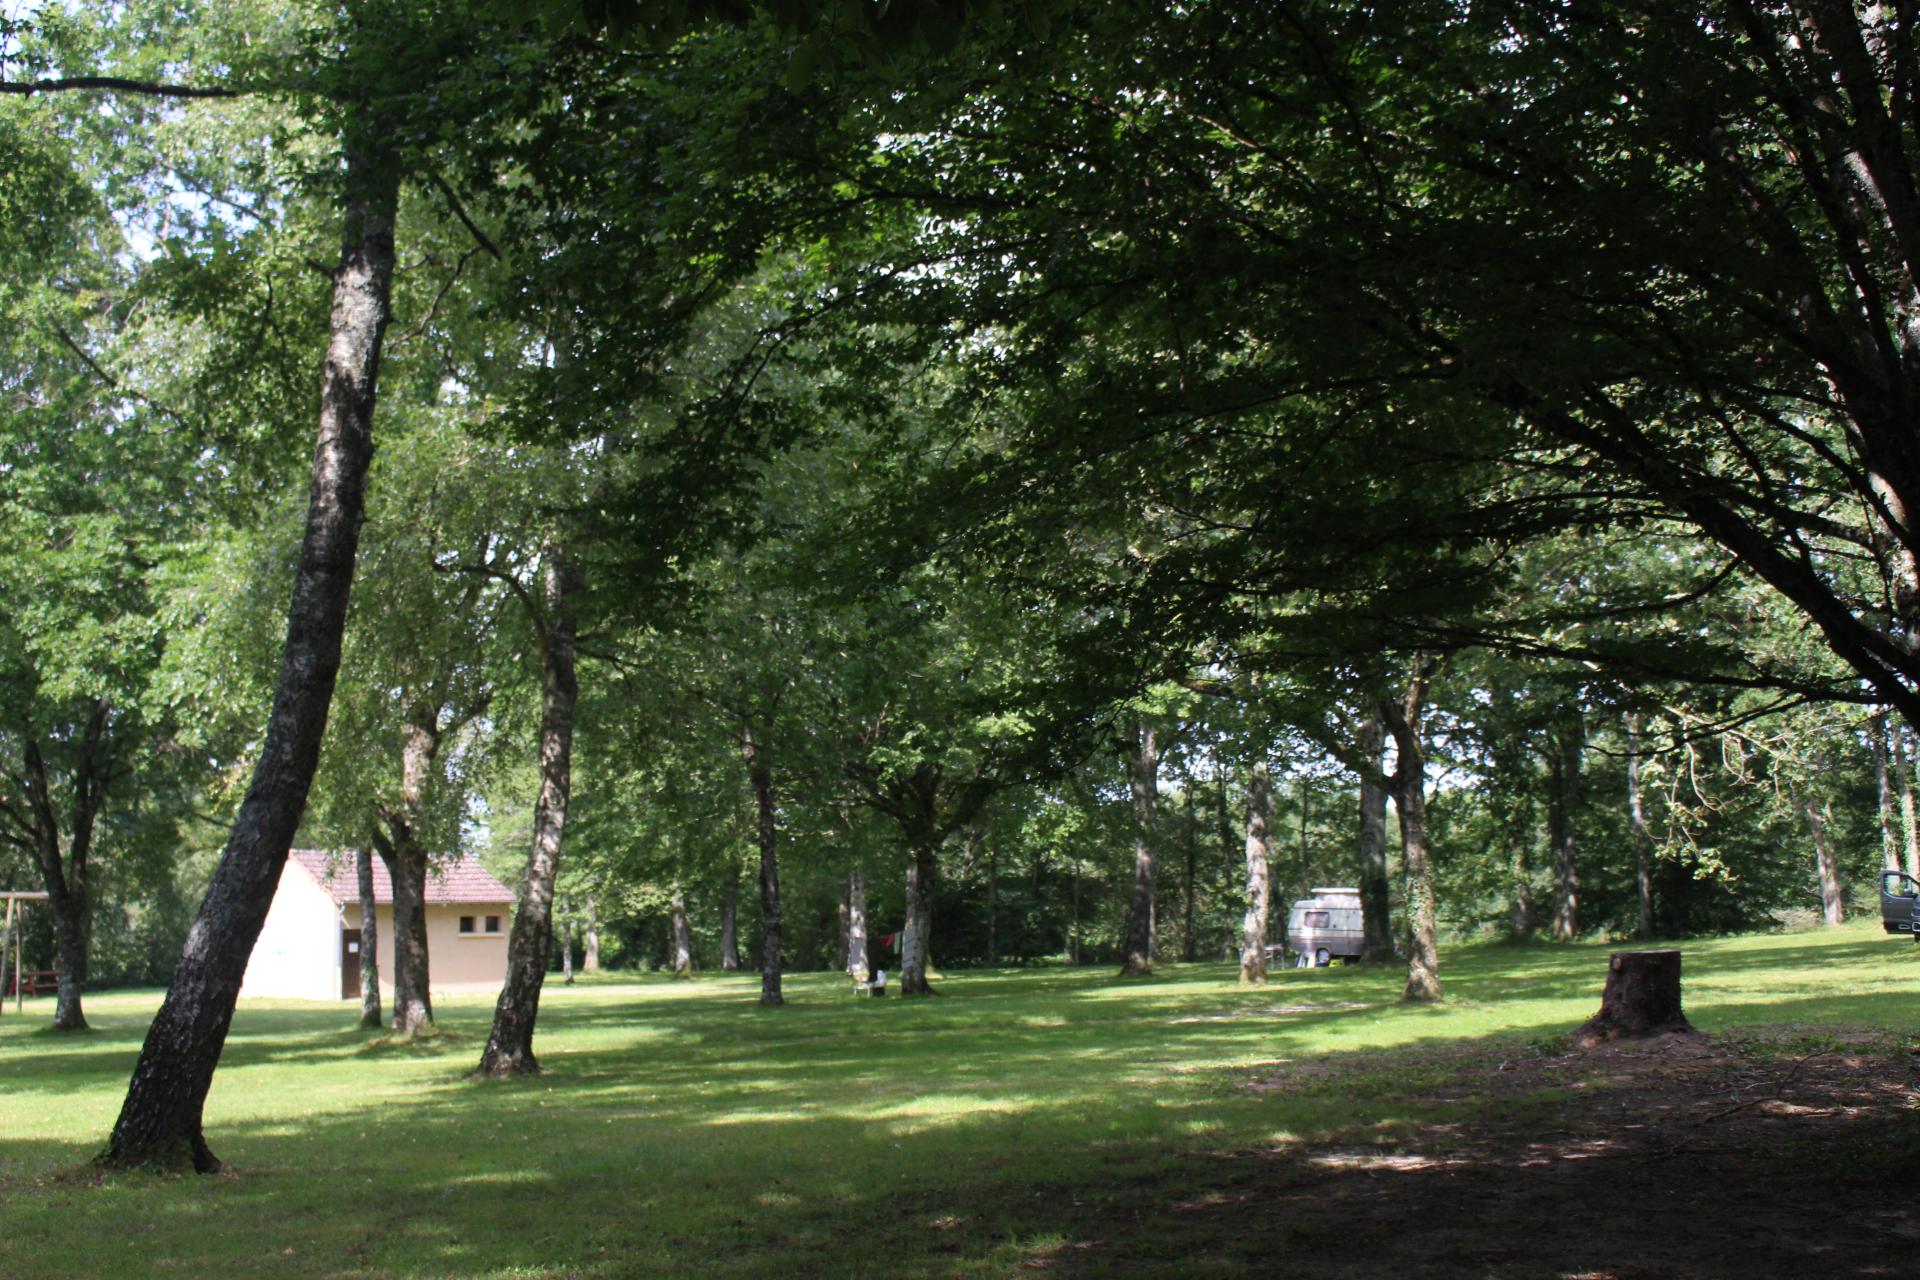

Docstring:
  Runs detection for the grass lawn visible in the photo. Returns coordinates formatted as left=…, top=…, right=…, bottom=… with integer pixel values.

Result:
left=0, top=923, right=1914, bottom=1278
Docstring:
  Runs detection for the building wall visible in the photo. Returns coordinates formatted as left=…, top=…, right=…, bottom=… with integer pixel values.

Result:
left=345, top=902, right=510, bottom=998
left=239, top=859, right=342, bottom=1001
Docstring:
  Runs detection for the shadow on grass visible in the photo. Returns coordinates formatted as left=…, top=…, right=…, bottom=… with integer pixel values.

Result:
left=1, top=927, right=1911, bottom=1278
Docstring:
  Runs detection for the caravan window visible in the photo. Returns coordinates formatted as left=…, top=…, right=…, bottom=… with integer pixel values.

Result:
left=1304, top=910, right=1330, bottom=928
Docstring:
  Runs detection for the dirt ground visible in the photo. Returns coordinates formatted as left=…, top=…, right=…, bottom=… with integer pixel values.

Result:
left=1037, top=1028, right=1920, bottom=1278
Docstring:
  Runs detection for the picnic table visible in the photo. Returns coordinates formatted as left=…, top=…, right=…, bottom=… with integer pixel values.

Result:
left=4, top=970, right=58, bottom=998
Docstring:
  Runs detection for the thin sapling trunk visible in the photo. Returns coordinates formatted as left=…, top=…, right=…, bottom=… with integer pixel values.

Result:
left=356, top=846, right=382, bottom=1029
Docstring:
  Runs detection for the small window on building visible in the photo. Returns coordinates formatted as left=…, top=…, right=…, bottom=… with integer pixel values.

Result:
left=459, top=915, right=476, bottom=935
left=1304, top=910, right=1330, bottom=928
left=484, top=914, right=502, bottom=934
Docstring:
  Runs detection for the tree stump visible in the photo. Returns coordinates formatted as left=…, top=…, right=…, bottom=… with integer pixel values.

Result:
left=1574, top=950, right=1695, bottom=1046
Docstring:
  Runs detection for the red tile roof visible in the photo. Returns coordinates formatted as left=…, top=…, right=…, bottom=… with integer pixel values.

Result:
left=289, top=849, right=514, bottom=906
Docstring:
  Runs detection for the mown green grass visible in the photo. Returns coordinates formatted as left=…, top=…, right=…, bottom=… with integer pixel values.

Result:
left=1, top=923, right=1913, bottom=1278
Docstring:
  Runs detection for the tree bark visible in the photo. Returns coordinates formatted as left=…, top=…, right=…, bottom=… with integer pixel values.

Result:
left=1119, top=718, right=1159, bottom=976
left=99, top=136, right=397, bottom=1171
left=1296, top=778, right=1312, bottom=910
left=1875, top=710, right=1900, bottom=873
left=1802, top=799, right=1848, bottom=926
left=561, top=913, right=575, bottom=985
left=477, top=541, right=578, bottom=1078
left=1509, top=825, right=1537, bottom=939
left=1239, top=759, right=1274, bottom=985
left=1575, top=950, right=1694, bottom=1045
left=900, top=839, right=937, bottom=995
left=377, top=712, right=443, bottom=1034
left=719, top=866, right=740, bottom=971
left=1549, top=711, right=1584, bottom=941
left=741, top=724, right=782, bottom=1006
left=836, top=886, right=850, bottom=973
left=846, top=869, right=867, bottom=977
left=1216, top=769, right=1237, bottom=959
left=669, top=888, right=693, bottom=978
left=1181, top=783, right=1198, bottom=962
left=583, top=898, right=601, bottom=973
left=987, top=841, right=1000, bottom=966
left=1626, top=713, right=1655, bottom=940
left=355, top=846, right=382, bottom=1028
left=1068, top=855, right=1081, bottom=964
left=370, top=826, right=432, bottom=1035
left=1899, top=725, right=1920, bottom=878
left=1356, top=714, right=1393, bottom=962
left=1551, top=710, right=1582, bottom=940
left=1384, top=659, right=1442, bottom=1003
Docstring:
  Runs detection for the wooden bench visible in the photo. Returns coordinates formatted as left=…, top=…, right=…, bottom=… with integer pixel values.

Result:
left=5, top=970, right=58, bottom=998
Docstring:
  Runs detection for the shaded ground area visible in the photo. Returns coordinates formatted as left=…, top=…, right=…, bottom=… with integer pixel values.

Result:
left=1035, top=1029, right=1920, bottom=1278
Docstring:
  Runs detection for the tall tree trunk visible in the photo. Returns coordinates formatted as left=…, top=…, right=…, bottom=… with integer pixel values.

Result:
left=741, top=723, right=782, bottom=1006
left=1216, top=769, right=1237, bottom=958
left=477, top=542, right=579, bottom=1078
left=1384, top=658, right=1442, bottom=1003
left=1356, top=715, right=1394, bottom=962
left=900, top=838, right=937, bottom=995
left=1875, top=710, right=1900, bottom=872
left=48, top=892, right=91, bottom=1033
left=100, top=137, right=397, bottom=1171
left=1119, top=718, right=1159, bottom=976
left=846, top=869, right=867, bottom=977
left=370, top=831, right=431, bottom=1035
left=1549, top=712, right=1584, bottom=941
left=377, top=713, right=442, bottom=1035
left=1626, top=714, right=1655, bottom=939
left=1296, top=778, right=1312, bottom=908
left=719, top=866, right=740, bottom=971
left=560, top=913, right=574, bottom=985
left=355, top=846, right=382, bottom=1028
left=1181, top=783, right=1198, bottom=962
left=21, top=701, right=107, bottom=1032
left=986, top=843, right=1000, bottom=966
left=583, top=898, right=601, bottom=973
left=1899, top=725, right=1920, bottom=878
left=1803, top=798, right=1848, bottom=925
left=669, top=888, right=693, bottom=978
left=1509, top=833, right=1538, bottom=939
left=1239, top=759, right=1274, bottom=985
left=1393, top=768, right=1440, bottom=1001
left=1068, top=856, right=1081, bottom=964
left=837, top=885, right=850, bottom=973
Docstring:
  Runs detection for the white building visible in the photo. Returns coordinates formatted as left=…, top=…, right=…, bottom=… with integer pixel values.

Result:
left=240, top=849, right=515, bottom=1001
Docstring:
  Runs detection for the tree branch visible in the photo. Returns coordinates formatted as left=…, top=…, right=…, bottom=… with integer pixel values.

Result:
left=0, top=76, right=239, bottom=99
left=426, top=170, right=503, bottom=262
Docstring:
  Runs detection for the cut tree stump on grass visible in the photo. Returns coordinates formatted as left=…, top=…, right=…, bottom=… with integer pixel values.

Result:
left=1575, top=949, right=1695, bottom=1046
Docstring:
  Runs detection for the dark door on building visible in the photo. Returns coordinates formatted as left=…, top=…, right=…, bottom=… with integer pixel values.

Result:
left=341, top=929, right=361, bottom=1000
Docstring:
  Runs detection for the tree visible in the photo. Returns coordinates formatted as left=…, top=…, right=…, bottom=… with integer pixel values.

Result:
left=853, top=2, right=1920, bottom=733
left=307, top=416, right=518, bottom=1034
left=1237, top=758, right=1274, bottom=985
left=1117, top=716, right=1160, bottom=976
left=1548, top=709, right=1586, bottom=942
left=1354, top=716, right=1394, bottom=962
left=477, top=541, right=578, bottom=1077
